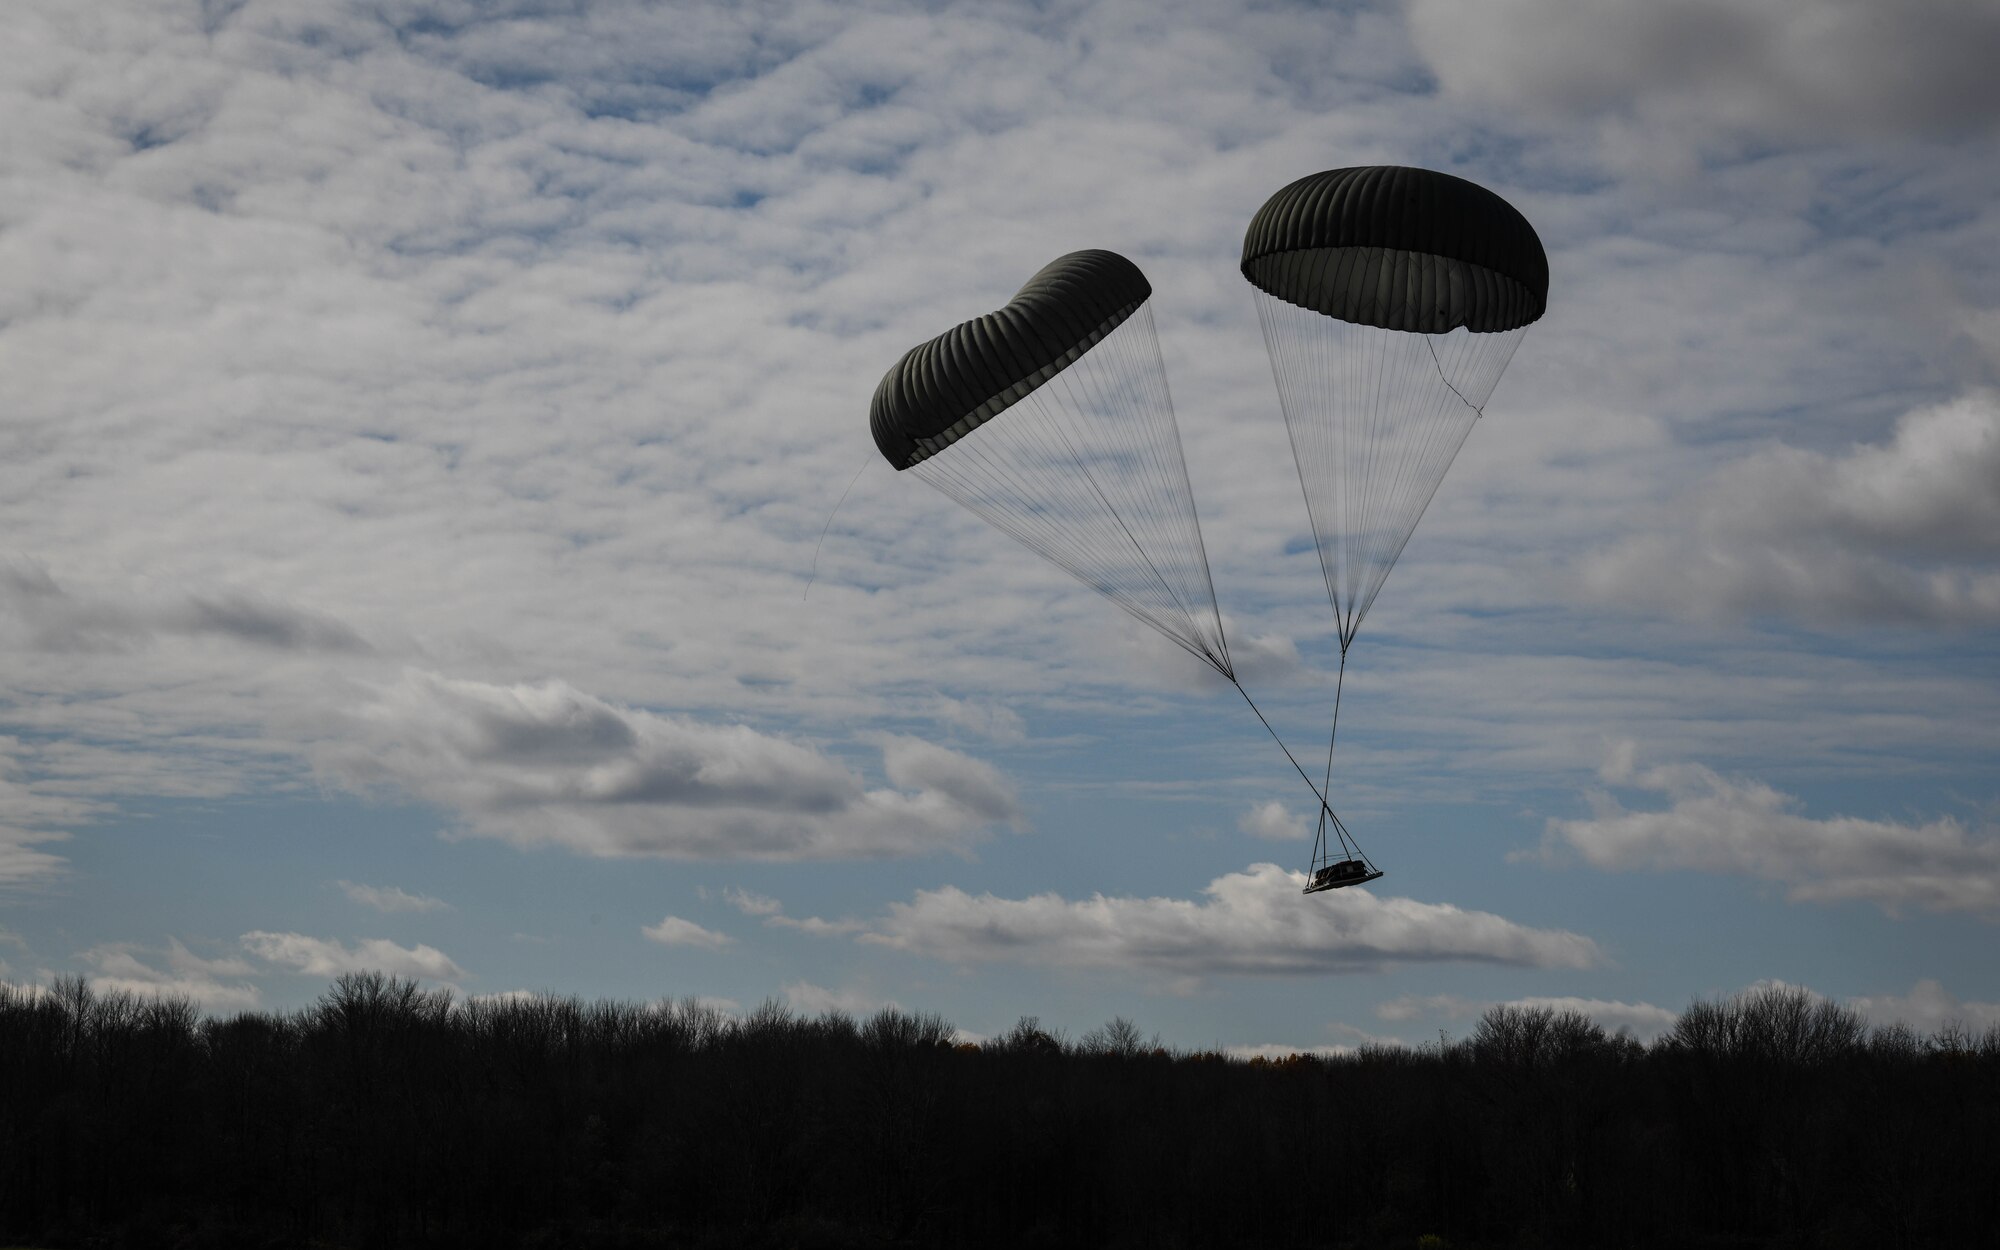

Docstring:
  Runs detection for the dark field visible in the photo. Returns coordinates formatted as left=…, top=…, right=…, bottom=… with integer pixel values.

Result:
left=3, top=975, right=1995, bottom=1249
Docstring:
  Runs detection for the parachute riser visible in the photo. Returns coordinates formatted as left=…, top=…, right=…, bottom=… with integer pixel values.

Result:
left=1309, top=645, right=1379, bottom=884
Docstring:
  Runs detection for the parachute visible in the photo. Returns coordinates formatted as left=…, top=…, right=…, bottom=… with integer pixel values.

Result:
left=871, top=250, right=1231, bottom=677
left=1241, top=166, right=1549, bottom=892
left=872, top=250, right=1337, bottom=816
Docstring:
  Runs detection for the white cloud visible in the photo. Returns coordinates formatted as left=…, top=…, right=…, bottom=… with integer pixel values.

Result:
left=1237, top=799, right=1309, bottom=842
left=1849, top=978, right=2000, bottom=1035
left=929, top=694, right=1027, bottom=744
left=723, top=886, right=784, bottom=916
left=1232, top=1020, right=1416, bottom=1056
left=719, top=886, right=868, bottom=935
left=322, top=670, right=1021, bottom=860
left=855, top=862, right=1601, bottom=981
left=80, top=939, right=261, bottom=1010
left=467, top=989, right=544, bottom=1006
left=337, top=880, right=449, bottom=914
left=0, top=735, right=119, bottom=884
left=1537, top=753, right=2000, bottom=917
left=641, top=915, right=734, bottom=949
left=1225, top=1042, right=1356, bottom=1062
left=241, top=931, right=466, bottom=982
left=1377, top=991, right=1679, bottom=1042
left=770, top=913, right=871, bottom=937
left=1410, top=0, right=2000, bottom=144
left=1571, top=393, right=2000, bottom=627
left=781, top=979, right=897, bottom=1017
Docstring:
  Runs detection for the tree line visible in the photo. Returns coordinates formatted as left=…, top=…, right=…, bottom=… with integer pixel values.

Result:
left=1, top=973, right=1994, bottom=1249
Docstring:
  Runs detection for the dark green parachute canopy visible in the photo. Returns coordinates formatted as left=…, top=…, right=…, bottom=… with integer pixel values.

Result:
left=870, top=249, right=1152, bottom=470
left=1241, top=166, right=1548, bottom=335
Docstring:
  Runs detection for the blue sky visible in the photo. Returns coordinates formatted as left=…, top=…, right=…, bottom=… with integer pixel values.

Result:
left=3, top=0, right=1998, bottom=1052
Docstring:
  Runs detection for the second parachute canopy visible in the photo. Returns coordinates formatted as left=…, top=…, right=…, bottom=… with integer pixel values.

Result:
left=1241, top=165, right=1550, bottom=890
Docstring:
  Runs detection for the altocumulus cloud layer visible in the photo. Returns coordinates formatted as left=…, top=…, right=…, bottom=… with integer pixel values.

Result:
left=1409, top=0, right=2000, bottom=146
left=2, top=0, right=1993, bottom=850
left=323, top=670, right=1020, bottom=859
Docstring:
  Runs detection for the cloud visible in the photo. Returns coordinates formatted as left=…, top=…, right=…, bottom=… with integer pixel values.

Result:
left=1225, top=1041, right=1355, bottom=1061
left=467, top=989, right=545, bottom=1006
left=322, top=670, right=1021, bottom=860
left=1237, top=799, right=1309, bottom=842
left=928, top=694, right=1027, bottom=744
left=1536, top=754, right=2000, bottom=917
left=0, top=561, right=371, bottom=655
left=768, top=913, right=871, bottom=937
left=80, top=939, right=261, bottom=1010
left=1376, top=991, right=1680, bottom=1042
left=723, top=887, right=784, bottom=917
left=641, top=915, right=734, bottom=949
left=781, top=980, right=897, bottom=1017
left=1409, top=0, right=2000, bottom=144
left=1570, top=393, right=2000, bottom=627
left=241, top=931, right=466, bottom=982
left=0, top=771, right=87, bottom=884
left=1224, top=1021, right=1415, bottom=1060
left=337, top=880, right=449, bottom=914
left=854, top=863, right=1601, bottom=982
left=1849, top=978, right=2000, bottom=1035
left=721, top=886, right=869, bottom=935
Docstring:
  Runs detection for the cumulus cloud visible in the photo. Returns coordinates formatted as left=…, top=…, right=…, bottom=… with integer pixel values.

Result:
left=1849, top=978, right=2000, bottom=1035
left=337, top=880, right=449, bottom=913
left=769, top=913, right=871, bottom=937
left=1238, top=799, right=1309, bottom=842
left=781, top=981, right=899, bottom=1017
left=1409, top=0, right=2000, bottom=144
left=467, top=989, right=545, bottom=1006
left=853, top=863, right=1600, bottom=982
left=81, top=939, right=261, bottom=1010
left=641, top=915, right=734, bottom=949
left=1377, top=991, right=1679, bottom=1042
left=1225, top=1041, right=1357, bottom=1061
left=1535, top=752, right=2000, bottom=917
left=721, top=886, right=869, bottom=935
left=241, top=931, right=466, bottom=982
left=322, top=670, right=1021, bottom=860
left=1570, top=393, right=2000, bottom=627
left=723, top=887, right=785, bottom=917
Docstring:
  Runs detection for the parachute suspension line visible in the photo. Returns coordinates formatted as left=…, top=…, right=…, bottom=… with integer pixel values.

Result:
left=1256, top=289, right=1527, bottom=648
left=910, top=304, right=1233, bottom=678
left=803, top=451, right=875, bottom=601
left=1319, top=646, right=1347, bottom=805
left=1308, top=645, right=1374, bottom=878
left=1229, top=675, right=1338, bottom=822
left=1425, top=335, right=1481, bottom=416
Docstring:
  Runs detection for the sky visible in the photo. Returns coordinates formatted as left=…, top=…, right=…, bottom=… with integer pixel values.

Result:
left=3, top=0, right=1998, bottom=1053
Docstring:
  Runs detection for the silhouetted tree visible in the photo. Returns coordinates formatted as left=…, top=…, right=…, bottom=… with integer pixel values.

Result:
left=2, top=976, right=1996, bottom=1249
